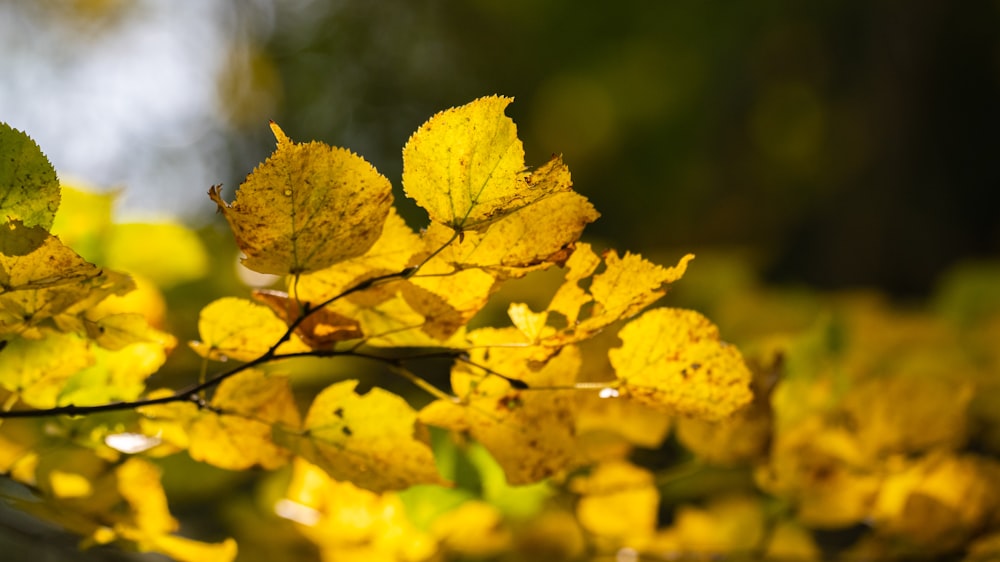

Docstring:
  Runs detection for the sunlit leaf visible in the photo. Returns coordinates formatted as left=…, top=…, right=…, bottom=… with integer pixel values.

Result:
left=0, top=222, right=131, bottom=336
left=276, top=380, right=448, bottom=492
left=416, top=157, right=598, bottom=277
left=611, top=308, right=753, bottom=420
left=139, top=370, right=300, bottom=470
left=190, top=297, right=309, bottom=361
left=295, top=208, right=421, bottom=303
left=871, top=452, right=1000, bottom=553
left=0, top=123, right=60, bottom=229
left=49, top=183, right=115, bottom=262
left=282, top=458, right=437, bottom=561
left=210, top=122, right=393, bottom=275
left=105, top=221, right=209, bottom=288
left=507, top=245, right=695, bottom=359
left=402, top=96, right=525, bottom=229
left=84, top=312, right=176, bottom=351
left=114, top=457, right=237, bottom=562
left=0, top=333, right=92, bottom=408
left=571, top=460, right=659, bottom=545
left=420, top=336, right=580, bottom=484
left=57, top=340, right=171, bottom=407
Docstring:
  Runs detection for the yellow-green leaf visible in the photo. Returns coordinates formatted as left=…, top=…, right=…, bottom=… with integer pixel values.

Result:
left=0, top=222, right=128, bottom=336
left=610, top=308, right=753, bottom=420
left=0, top=333, right=92, bottom=408
left=0, top=123, right=60, bottom=229
left=404, top=96, right=581, bottom=232
left=57, top=340, right=171, bottom=407
left=275, top=379, right=448, bottom=492
left=210, top=122, right=393, bottom=275
left=105, top=222, right=209, bottom=288
left=49, top=183, right=115, bottom=262
left=190, top=297, right=308, bottom=361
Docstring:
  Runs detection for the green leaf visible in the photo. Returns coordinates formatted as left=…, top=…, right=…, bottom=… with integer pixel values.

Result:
left=0, top=123, right=60, bottom=229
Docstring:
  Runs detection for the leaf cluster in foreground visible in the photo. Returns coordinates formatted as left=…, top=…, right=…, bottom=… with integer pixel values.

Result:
left=0, top=98, right=753, bottom=560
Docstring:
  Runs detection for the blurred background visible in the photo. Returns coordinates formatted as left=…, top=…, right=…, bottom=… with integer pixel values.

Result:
left=1, top=0, right=998, bottom=299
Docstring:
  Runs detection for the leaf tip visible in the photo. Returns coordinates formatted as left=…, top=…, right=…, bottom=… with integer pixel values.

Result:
left=268, top=121, right=291, bottom=146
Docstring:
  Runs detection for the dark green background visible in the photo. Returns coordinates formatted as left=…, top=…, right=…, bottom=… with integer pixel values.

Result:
left=226, top=1, right=998, bottom=298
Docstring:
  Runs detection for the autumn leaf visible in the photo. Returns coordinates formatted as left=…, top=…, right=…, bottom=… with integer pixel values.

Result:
left=139, top=370, right=300, bottom=470
left=281, top=458, right=437, bottom=561
left=275, top=379, right=448, bottom=492
left=253, top=289, right=362, bottom=349
left=571, top=460, right=659, bottom=547
left=105, top=221, right=209, bottom=288
left=0, top=123, right=60, bottom=229
left=420, top=334, right=580, bottom=484
left=403, top=96, right=586, bottom=233
left=295, top=208, right=421, bottom=303
left=209, top=122, right=393, bottom=275
left=416, top=157, right=599, bottom=277
left=610, top=308, right=753, bottom=420
left=190, top=297, right=309, bottom=361
left=0, top=333, right=92, bottom=408
left=0, top=222, right=132, bottom=336
left=113, top=458, right=238, bottom=562
left=496, top=245, right=694, bottom=359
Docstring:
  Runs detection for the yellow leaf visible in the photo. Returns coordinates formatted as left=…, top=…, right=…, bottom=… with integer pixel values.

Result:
left=841, top=371, right=974, bottom=458
left=0, top=222, right=130, bottom=336
left=431, top=500, right=511, bottom=558
left=276, top=380, right=448, bottom=492
left=140, top=370, right=300, bottom=471
left=50, top=183, right=115, bottom=263
left=84, top=312, right=177, bottom=351
left=295, top=208, right=421, bottom=303
left=575, top=391, right=673, bottom=451
left=611, top=308, right=753, bottom=420
left=512, top=245, right=694, bottom=358
left=871, top=452, right=1000, bottom=553
left=105, top=221, right=209, bottom=288
left=57, top=340, right=170, bottom=407
left=402, top=96, right=524, bottom=229
left=420, top=337, right=580, bottom=484
left=190, top=297, right=308, bottom=361
left=282, top=458, right=437, bottom=562
left=415, top=157, right=599, bottom=277
left=209, top=122, right=393, bottom=275
left=571, top=460, right=659, bottom=544
left=403, top=96, right=587, bottom=235
left=114, top=457, right=237, bottom=562
left=0, top=333, right=92, bottom=408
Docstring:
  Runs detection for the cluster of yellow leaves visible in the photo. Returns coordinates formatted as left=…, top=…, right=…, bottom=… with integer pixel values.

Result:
left=0, top=97, right=759, bottom=562
left=0, top=124, right=227, bottom=560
